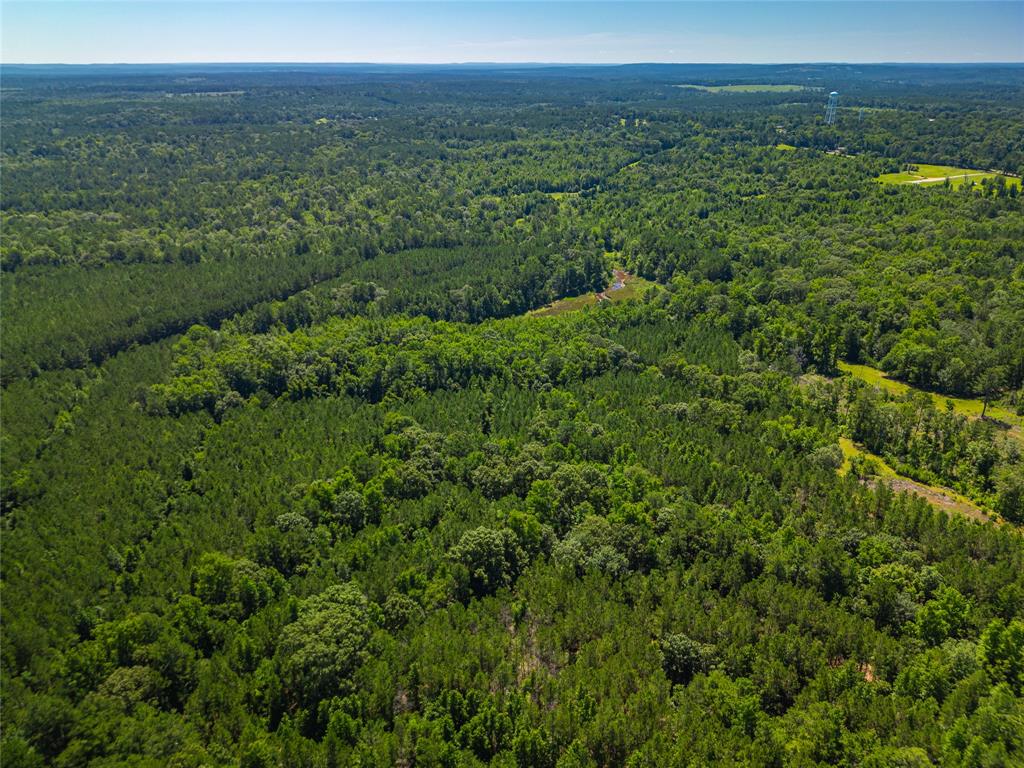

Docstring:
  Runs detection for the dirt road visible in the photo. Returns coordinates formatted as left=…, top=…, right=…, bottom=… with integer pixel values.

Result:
left=909, top=172, right=989, bottom=184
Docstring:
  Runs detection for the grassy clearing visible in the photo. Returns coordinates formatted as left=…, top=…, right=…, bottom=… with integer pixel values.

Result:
left=876, top=163, right=1021, bottom=190
left=530, top=293, right=599, bottom=317
left=530, top=271, right=656, bottom=318
left=675, top=83, right=811, bottom=93
left=838, top=437, right=896, bottom=478
left=837, top=362, right=1022, bottom=435
left=834, top=362, right=1017, bottom=522
left=775, top=143, right=797, bottom=151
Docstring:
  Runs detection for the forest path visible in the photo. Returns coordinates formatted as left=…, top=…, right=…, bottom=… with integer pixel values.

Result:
left=908, top=172, right=989, bottom=184
left=838, top=437, right=992, bottom=524
left=883, top=478, right=989, bottom=523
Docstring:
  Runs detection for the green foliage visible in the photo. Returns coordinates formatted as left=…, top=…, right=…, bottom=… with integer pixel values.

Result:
left=978, top=619, right=1024, bottom=694
left=279, top=584, right=372, bottom=706
left=450, top=527, right=525, bottom=599
left=661, top=634, right=717, bottom=685
left=147, top=313, right=637, bottom=415
left=3, top=65, right=1023, bottom=767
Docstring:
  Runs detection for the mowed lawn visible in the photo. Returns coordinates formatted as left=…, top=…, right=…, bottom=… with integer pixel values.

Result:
left=876, top=163, right=1021, bottom=190
left=675, top=83, right=811, bottom=93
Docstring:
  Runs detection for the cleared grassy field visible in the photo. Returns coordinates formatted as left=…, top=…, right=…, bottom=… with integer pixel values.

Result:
left=876, top=163, right=1021, bottom=190
left=775, top=143, right=797, bottom=151
left=675, top=83, right=811, bottom=93
left=838, top=361, right=1023, bottom=440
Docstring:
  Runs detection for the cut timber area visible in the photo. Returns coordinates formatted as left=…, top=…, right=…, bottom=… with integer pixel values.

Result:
left=529, top=269, right=655, bottom=317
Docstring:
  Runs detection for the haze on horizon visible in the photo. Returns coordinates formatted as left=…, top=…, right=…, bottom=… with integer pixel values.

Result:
left=2, top=1, right=1022, bottom=66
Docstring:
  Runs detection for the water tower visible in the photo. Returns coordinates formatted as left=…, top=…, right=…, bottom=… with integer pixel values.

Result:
left=825, top=91, right=839, bottom=125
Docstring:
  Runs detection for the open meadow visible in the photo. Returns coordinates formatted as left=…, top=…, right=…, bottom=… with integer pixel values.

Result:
left=876, top=163, right=1022, bottom=189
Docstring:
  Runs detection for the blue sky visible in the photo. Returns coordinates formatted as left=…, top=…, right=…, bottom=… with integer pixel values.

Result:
left=2, top=1, right=1022, bottom=64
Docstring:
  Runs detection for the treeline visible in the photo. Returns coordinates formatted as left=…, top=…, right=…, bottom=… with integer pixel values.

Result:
left=1, top=249, right=358, bottom=382
left=230, top=245, right=608, bottom=334
left=147, top=310, right=637, bottom=415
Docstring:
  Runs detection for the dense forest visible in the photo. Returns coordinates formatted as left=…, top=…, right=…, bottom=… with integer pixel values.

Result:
left=2, top=63, right=1023, bottom=767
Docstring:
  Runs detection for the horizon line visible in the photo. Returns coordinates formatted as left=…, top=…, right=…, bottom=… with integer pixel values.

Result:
left=5, top=60, right=1024, bottom=66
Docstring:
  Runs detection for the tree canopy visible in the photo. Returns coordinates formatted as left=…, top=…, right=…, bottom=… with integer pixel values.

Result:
left=2, top=63, right=1023, bottom=767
